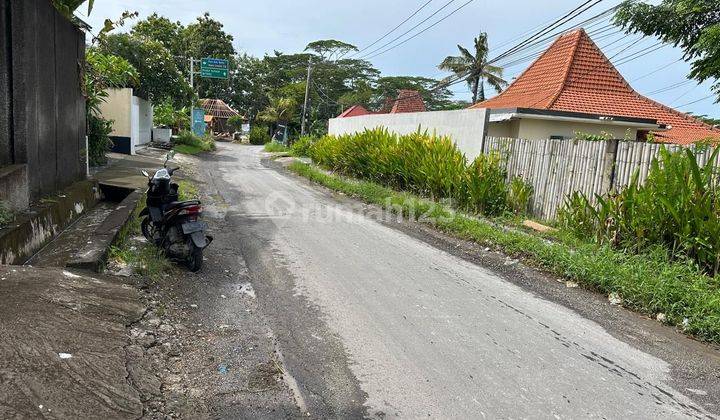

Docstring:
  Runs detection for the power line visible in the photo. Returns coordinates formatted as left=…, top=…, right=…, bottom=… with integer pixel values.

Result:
left=363, top=0, right=476, bottom=60
left=489, top=0, right=606, bottom=65
left=357, top=0, right=459, bottom=60
left=630, top=58, right=683, bottom=82
left=676, top=94, right=716, bottom=109
left=645, top=79, right=694, bottom=95
left=345, top=0, right=434, bottom=59
left=669, top=84, right=700, bottom=106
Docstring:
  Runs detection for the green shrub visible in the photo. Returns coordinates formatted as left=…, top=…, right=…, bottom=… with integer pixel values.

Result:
left=559, top=147, right=720, bottom=275
left=88, top=114, right=114, bottom=166
left=249, top=125, right=271, bottom=145
left=309, top=128, right=516, bottom=217
left=227, top=115, right=245, bottom=133
left=174, top=131, right=215, bottom=154
left=290, top=135, right=317, bottom=157
left=463, top=152, right=507, bottom=215
left=508, top=177, right=534, bottom=216
left=0, top=201, right=13, bottom=228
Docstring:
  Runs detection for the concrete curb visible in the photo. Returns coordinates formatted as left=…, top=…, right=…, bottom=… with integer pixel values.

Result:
left=67, top=190, right=142, bottom=272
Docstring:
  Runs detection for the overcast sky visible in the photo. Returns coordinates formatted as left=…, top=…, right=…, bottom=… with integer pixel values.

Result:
left=80, top=0, right=718, bottom=118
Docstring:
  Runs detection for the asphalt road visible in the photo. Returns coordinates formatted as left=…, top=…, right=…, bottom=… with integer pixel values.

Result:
left=200, top=143, right=719, bottom=419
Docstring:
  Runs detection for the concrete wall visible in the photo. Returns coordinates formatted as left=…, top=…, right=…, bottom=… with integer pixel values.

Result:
left=101, top=89, right=133, bottom=137
left=0, top=0, right=86, bottom=207
left=329, top=109, right=490, bottom=160
left=100, top=88, right=153, bottom=154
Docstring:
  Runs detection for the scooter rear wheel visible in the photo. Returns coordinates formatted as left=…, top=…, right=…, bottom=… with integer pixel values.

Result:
left=186, top=240, right=203, bottom=272
left=141, top=217, right=153, bottom=242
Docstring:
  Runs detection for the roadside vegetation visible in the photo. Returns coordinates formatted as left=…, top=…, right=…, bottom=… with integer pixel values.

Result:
left=560, top=147, right=720, bottom=276
left=263, top=142, right=290, bottom=153
left=249, top=126, right=272, bottom=145
left=309, top=128, right=531, bottom=216
left=286, top=129, right=720, bottom=343
left=0, top=201, right=13, bottom=228
left=174, top=131, right=216, bottom=155
left=107, top=198, right=174, bottom=282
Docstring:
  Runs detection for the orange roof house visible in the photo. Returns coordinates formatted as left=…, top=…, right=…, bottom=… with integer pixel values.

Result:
left=338, top=105, right=371, bottom=118
left=337, top=90, right=427, bottom=118
left=472, top=29, right=719, bottom=144
left=390, top=90, right=427, bottom=114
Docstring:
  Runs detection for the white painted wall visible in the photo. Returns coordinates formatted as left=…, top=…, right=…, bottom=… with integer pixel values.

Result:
left=130, top=96, right=140, bottom=155
left=137, top=98, right=153, bottom=145
left=328, top=108, right=490, bottom=160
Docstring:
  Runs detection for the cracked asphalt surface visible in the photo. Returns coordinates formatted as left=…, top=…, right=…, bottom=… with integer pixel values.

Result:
left=193, top=143, right=720, bottom=419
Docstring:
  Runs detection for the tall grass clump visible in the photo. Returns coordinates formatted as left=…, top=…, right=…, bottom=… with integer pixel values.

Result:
left=463, top=153, right=508, bottom=216
left=309, top=128, right=518, bottom=217
left=559, top=147, right=720, bottom=275
left=290, top=135, right=318, bottom=157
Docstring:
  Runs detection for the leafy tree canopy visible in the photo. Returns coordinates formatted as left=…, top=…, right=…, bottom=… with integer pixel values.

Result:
left=305, top=40, right=358, bottom=60
left=615, top=0, right=720, bottom=101
left=100, top=33, right=192, bottom=105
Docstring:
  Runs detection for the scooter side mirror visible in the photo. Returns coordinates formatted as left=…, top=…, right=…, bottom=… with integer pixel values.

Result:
left=141, top=170, right=150, bottom=178
left=164, top=151, right=175, bottom=168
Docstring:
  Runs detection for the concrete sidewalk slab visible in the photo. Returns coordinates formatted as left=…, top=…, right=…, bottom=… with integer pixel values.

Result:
left=0, top=266, right=147, bottom=419
left=93, top=149, right=168, bottom=190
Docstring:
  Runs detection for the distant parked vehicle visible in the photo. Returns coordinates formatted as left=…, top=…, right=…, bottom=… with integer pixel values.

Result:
left=139, top=151, right=212, bottom=271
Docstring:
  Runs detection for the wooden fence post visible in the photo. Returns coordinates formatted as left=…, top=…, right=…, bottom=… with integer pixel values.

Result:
left=601, top=139, right=619, bottom=194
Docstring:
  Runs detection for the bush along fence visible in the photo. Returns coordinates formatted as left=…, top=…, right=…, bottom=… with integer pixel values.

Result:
left=483, top=136, right=720, bottom=220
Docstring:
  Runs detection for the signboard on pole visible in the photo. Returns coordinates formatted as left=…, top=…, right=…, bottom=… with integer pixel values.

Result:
left=192, top=108, right=206, bottom=136
left=200, top=58, right=229, bottom=79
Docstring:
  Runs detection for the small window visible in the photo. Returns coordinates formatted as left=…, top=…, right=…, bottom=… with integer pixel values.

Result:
left=550, top=135, right=565, bottom=140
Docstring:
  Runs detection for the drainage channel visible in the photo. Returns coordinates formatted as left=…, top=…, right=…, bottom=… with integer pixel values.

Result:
left=24, top=201, right=118, bottom=268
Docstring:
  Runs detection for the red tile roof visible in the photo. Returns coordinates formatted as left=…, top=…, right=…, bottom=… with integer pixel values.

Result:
left=338, top=105, right=371, bottom=118
left=391, top=89, right=426, bottom=113
left=471, top=29, right=720, bottom=144
left=337, top=90, right=427, bottom=118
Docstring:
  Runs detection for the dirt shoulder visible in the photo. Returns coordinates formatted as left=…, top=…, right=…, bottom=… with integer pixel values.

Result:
left=122, top=153, right=303, bottom=419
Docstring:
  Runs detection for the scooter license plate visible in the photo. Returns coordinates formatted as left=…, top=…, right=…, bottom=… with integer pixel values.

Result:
left=181, top=221, right=208, bottom=234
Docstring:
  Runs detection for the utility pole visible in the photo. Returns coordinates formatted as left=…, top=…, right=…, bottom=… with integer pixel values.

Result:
left=300, top=57, right=313, bottom=136
left=189, top=57, right=195, bottom=133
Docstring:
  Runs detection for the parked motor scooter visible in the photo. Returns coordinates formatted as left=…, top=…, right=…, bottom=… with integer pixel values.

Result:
left=139, top=151, right=212, bottom=272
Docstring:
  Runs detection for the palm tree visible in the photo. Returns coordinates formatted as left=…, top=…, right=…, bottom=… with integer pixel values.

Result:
left=258, top=96, right=297, bottom=126
left=438, top=33, right=508, bottom=104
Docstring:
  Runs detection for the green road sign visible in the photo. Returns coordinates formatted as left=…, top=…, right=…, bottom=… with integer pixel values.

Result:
left=200, top=58, right=229, bottom=79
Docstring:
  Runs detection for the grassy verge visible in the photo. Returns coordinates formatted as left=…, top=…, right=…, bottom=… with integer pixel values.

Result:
left=107, top=195, right=174, bottom=282
left=288, top=161, right=720, bottom=343
left=174, top=131, right=216, bottom=155
left=264, top=141, right=290, bottom=153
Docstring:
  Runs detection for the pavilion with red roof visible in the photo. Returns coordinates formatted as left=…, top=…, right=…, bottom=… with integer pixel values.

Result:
left=472, top=29, right=719, bottom=144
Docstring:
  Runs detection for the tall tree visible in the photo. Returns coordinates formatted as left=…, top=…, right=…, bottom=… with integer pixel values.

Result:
left=100, top=33, right=192, bottom=105
left=131, top=14, right=184, bottom=56
left=182, top=13, right=237, bottom=100
left=438, top=33, right=508, bottom=103
left=614, top=0, right=720, bottom=102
